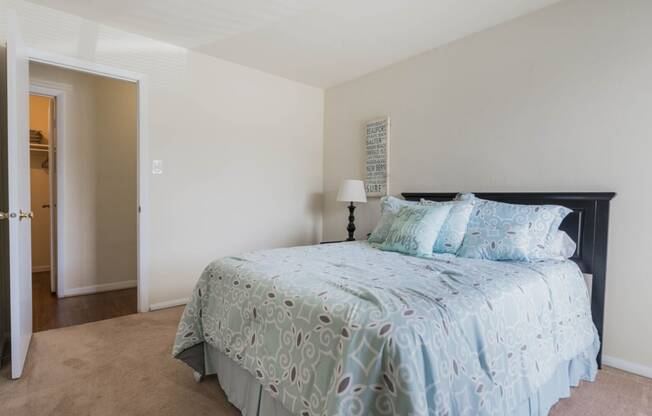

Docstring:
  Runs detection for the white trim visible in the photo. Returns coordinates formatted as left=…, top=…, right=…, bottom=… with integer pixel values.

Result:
left=603, top=355, right=652, bottom=380
left=27, top=49, right=143, bottom=83
left=61, top=280, right=137, bottom=297
left=149, top=298, right=189, bottom=311
left=136, top=73, right=150, bottom=314
left=31, top=265, right=50, bottom=273
left=27, top=49, right=150, bottom=312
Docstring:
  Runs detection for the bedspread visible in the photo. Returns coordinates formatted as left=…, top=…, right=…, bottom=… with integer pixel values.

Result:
left=173, top=242, right=598, bottom=416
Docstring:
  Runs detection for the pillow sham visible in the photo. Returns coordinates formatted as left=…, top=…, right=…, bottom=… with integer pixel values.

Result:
left=368, top=196, right=417, bottom=243
left=547, top=231, right=577, bottom=259
left=419, top=199, right=474, bottom=254
left=456, top=193, right=572, bottom=261
left=378, top=204, right=453, bottom=257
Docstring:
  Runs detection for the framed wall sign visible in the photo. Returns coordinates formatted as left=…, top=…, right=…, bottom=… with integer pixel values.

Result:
left=365, top=117, right=389, bottom=197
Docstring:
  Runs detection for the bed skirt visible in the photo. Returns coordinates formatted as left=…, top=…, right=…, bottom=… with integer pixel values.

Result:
left=202, top=343, right=597, bottom=416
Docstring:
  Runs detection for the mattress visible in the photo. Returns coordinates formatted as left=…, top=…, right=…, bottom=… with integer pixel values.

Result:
left=174, top=241, right=598, bottom=415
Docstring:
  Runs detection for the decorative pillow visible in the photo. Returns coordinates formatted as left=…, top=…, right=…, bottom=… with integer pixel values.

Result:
left=456, top=193, right=572, bottom=261
left=546, top=231, right=577, bottom=259
left=368, top=196, right=417, bottom=243
left=419, top=199, right=474, bottom=254
left=378, top=204, right=453, bottom=257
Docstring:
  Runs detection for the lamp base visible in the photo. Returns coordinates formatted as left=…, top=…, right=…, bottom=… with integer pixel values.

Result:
left=346, top=202, right=356, bottom=241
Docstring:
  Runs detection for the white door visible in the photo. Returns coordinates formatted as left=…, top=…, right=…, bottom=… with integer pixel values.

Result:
left=3, top=14, right=33, bottom=379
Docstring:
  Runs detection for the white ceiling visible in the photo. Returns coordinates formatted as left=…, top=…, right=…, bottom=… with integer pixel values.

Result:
left=26, top=0, right=561, bottom=88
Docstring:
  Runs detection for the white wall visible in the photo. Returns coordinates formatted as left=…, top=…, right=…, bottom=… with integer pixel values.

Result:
left=30, top=62, right=138, bottom=294
left=324, top=0, right=652, bottom=370
left=0, top=0, right=324, bottom=306
left=94, top=76, right=138, bottom=290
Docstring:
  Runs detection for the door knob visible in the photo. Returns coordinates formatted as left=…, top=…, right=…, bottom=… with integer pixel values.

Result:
left=0, top=211, right=8, bottom=220
left=18, top=210, right=33, bottom=221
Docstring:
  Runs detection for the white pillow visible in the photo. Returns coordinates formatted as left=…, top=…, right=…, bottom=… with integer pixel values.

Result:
left=547, top=231, right=576, bottom=259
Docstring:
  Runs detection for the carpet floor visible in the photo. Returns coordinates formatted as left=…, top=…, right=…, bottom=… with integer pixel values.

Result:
left=0, top=307, right=650, bottom=416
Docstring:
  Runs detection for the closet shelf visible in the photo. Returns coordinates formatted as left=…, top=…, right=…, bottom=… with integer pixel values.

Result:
left=30, top=143, right=49, bottom=153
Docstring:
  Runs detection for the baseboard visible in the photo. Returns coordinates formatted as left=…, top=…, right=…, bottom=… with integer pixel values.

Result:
left=32, top=265, right=50, bottom=273
left=603, top=355, right=652, bottom=379
left=149, top=297, right=189, bottom=311
left=62, top=280, right=137, bottom=297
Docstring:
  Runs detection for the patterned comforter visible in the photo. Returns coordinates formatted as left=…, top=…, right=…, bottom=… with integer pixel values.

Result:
left=173, top=242, right=598, bottom=416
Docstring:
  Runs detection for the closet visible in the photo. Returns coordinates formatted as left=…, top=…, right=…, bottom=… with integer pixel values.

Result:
left=29, top=94, right=56, bottom=296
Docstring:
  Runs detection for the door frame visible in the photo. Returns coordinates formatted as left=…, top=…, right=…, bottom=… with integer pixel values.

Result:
left=29, top=83, right=63, bottom=295
left=26, top=48, right=150, bottom=313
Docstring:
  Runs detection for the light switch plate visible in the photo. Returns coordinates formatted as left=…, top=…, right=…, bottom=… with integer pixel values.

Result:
left=152, top=160, right=163, bottom=175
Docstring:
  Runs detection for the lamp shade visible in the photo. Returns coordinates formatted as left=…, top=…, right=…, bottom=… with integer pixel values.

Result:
left=336, top=180, right=367, bottom=203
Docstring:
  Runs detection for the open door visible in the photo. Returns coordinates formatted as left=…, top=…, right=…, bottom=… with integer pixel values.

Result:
left=1, top=14, right=33, bottom=379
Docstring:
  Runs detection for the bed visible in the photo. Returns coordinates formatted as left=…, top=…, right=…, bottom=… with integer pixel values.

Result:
left=173, top=192, right=615, bottom=416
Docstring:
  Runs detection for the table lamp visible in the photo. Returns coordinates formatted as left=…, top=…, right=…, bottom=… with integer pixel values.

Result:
left=336, top=180, right=367, bottom=241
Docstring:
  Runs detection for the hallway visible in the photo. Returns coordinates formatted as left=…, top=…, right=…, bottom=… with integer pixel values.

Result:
left=32, top=272, right=136, bottom=332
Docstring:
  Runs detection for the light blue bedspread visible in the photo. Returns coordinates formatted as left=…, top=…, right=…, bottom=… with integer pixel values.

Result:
left=173, top=242, right=598, bottom=416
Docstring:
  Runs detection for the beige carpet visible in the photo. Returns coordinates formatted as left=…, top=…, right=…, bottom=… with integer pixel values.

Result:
left=0, top=307, right=650, bottom=416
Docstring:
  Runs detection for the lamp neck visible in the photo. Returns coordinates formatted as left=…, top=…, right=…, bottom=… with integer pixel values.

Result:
left=346, top=202, right=356, bottom=241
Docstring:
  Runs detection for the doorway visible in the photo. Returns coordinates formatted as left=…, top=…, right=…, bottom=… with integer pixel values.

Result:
left=3, top=34, right=150, bottom=377
left=28, top=63, right=138, bottom=332
left=28, top=93, right=57, bottom=331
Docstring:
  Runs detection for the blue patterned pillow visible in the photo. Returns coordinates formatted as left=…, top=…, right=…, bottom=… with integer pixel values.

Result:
left=419, top=199, right=474, bottom=254
left=456, top=193, right=571, bottom=261
left=379, top=204, right=453, bottom=257
left=368, top=196, right=417, bottom=243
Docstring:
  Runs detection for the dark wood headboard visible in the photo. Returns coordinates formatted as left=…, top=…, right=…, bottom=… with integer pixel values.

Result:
left=402, top=192, right=616, bottom=368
